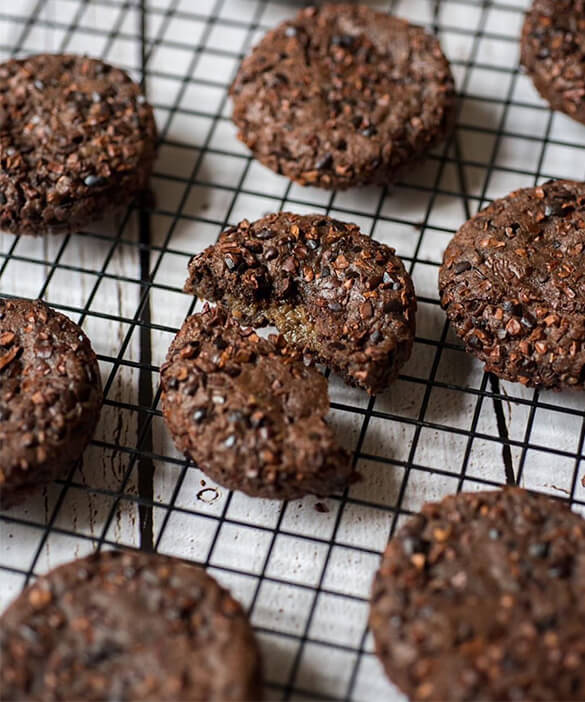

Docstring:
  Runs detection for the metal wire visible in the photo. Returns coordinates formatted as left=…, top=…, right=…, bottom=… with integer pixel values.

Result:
left=0, top=1, right=584, bottom=700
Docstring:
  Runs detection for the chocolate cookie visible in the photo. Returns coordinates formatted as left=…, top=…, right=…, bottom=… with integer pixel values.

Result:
left=160, top=304, right=351, bottom=500
left=521, top=0, right=585, bottom=125
left=0, top=53, right=157, bottom=236
left=370, top=488, right=585, bottom=702
left=439, top=180, right=585, bottom=389
left=0, top=550, right=263, bottom=701
left=230, top=4, right=456, bottom=190
left=185, top=213, right=416, bottom=395
left=0, top=298, right=102, bottom=507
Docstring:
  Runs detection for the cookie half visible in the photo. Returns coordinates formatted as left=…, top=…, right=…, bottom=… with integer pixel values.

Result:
left=439, top=180, right=585, bottom=389
left=161, top=305, right=351, bottom=500
left=370, top=488, right=585, bottom=702
left=0, top=550, right=263, bottom=701
left=0, top=298, right=102, bottom=506
left=186, top=213, right=416, bottom=395
left=521, top=0, right=585, bottom=125
left=0, top=53, right=157, bottom=235
left=230, top=4, right=456, bottom=189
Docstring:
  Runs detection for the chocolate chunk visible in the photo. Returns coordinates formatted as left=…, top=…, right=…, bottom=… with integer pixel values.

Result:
left=0, top=54, right=157, bottom=236
left=230, top=4, right=455, bottom=190
left=185, top=213, right=416, bottom=395
left=370, top=488, right=585, bottom=702
left=439, top=180, right=585, bottom=389
left=83, top=174, right=107, bottom=188
left=0, top=551, right=263, bottom=701
left=193, top=408, right=207, bottom=423
left=331, top=34, right=356, bottom=49
left=315, top=153, right=333, bottom=171
left=0, top=298, right=102, bottom=507
left=360, top=125, right=377, bottom=137
left=161, top=304, right=352, bottom=500
left=454, top=260, right=472, bottom=274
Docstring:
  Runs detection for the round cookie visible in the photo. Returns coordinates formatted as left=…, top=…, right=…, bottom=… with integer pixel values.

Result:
left=186, top=213, right=417, bottom=395
left=0, top=550, right=263, bottom=701
left=230, top=4, right=456, bottom=190
left=521, top=0, right=585, bottom=125
left=161, top=304, right=351, bottom=500
left=370, top=488, right=585, bottom=702
left=0, top=298, right=102, bottom=507
left=439, top=180, right=585, bottom=389
left=0, top=53, right=157, bottom=236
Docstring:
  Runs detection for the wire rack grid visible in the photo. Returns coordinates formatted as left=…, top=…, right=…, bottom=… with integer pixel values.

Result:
left=0, top=0, right=584, bottom=700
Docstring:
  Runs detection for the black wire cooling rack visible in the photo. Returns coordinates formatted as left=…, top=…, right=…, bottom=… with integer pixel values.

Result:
left=1, top=1, right=585, bottom=700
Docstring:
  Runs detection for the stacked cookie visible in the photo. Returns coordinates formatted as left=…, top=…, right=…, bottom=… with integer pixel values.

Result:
left=163, top=213, right=417, bottom=499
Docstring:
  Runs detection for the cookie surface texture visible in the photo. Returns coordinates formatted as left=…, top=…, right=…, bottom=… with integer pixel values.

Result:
left=439, top=180, right=585, bottom=389
left=370, top=488, right=585, bottom=702
left=0, top=298, right=102, bottom=507
left=186, top=213, right=416, bottom=395
left=521, top=0, right=585, bottom=125
left=0, top=550, right=263, bottom=701
left=0, top=53, right=157, bottom=235
left=230, top=3, right=455, bottom=189
left=161, top=305, right=351, bottom=499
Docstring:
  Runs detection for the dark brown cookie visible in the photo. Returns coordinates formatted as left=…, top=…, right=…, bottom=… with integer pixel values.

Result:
left=521, top=0, right=585, bottom=125
left=0, top=298, right=102, bottom=507
left=370, top=488, right=585, bottom=702
left=230, top=4, right=456, bottom=190
left=185, top=213, right=416, bottom=395
left=439, top=180, right=585, bottom=389
left=0, top=53, right=157, bottom=236
left=0, top=550, right=263, bottom=701
left=160, top=304, right=351, bottom=500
